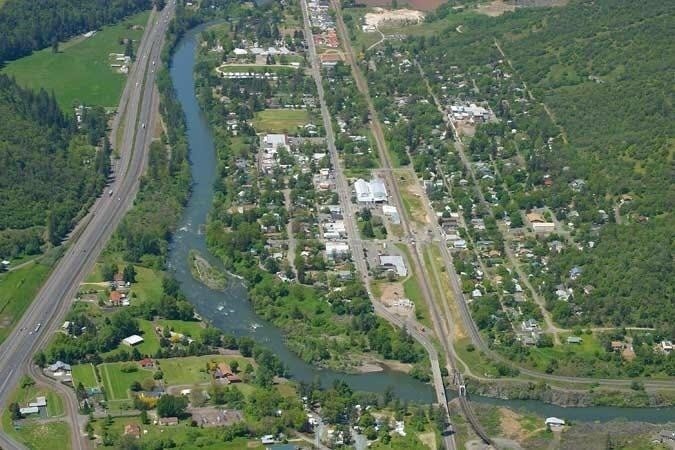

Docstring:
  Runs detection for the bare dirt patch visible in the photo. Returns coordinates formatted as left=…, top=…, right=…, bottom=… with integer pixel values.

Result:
left=476, top=0, right=515, bottom=16
left=364, top=7, right=425, bottom=29
left=361, top=0, right=444, bottom=11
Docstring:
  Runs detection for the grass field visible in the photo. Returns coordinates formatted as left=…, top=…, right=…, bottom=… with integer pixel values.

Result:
left=0, top=262, right=51, bottom=345
left=92, top=415, right=260, bottom=450
left=157, top=319, right=204, bottom=338
left=71, top=364, right=98, bottom=389
left=3, top=11, right=151, bottom=110
left=158, top=355, right=253, bottom=386
left=6, top=422, right=70, bottom=450
left=99, top=362, right=154, bottom=400
left=252, top=109, right=310, bottom=133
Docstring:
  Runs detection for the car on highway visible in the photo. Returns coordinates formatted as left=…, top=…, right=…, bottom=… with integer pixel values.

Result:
left=34, top=323, right=41, bottom=333
left=141, top=123, right=146, bottom=129
left=108, top=189, right=113, bottom=196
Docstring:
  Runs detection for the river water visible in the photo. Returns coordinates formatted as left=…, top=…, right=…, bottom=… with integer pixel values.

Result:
left=167, top=24, right=674, bottom=424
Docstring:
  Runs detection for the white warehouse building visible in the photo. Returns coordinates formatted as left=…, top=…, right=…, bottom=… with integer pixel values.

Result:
left=354, top=178, right=388, bottom=203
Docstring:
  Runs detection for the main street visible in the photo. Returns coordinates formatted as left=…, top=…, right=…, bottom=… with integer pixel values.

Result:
left=0, top=2, right=175, bottom=449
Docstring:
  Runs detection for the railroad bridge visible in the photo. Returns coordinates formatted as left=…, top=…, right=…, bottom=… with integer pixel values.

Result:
left=452, top=370, right=493, bottom=446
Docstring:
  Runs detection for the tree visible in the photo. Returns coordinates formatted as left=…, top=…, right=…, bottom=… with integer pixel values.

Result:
left=101, top=263, right=118, bottom=282
left=156, top=394, right=188, bottom=418
left=9, top=402, right=23, bottom=420
left=123, top=264, right=137, bottom=283
left=230, top=360, right=239, bottom=373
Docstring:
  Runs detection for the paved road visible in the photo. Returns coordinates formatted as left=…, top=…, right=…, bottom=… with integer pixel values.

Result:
left=0, top=3, right=176, bottom=449
left=326, top=2, right=466, bottom=448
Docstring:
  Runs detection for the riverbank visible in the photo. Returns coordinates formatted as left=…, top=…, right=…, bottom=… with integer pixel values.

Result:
left=468, top=377, right=675, bottom=408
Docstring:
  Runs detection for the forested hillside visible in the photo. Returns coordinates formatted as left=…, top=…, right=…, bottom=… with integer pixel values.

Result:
left=0, top=0, right=151, bottom=64
left=425, top=0, right=674, bottom=327
left=0, top=75, right=109, bottom=258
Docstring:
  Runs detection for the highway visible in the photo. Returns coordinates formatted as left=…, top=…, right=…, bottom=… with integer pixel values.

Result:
left=0, top=3, right=175, bottom=449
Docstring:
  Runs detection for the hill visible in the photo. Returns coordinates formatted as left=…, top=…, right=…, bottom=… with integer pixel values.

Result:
left=0, top=75, right=109, bottom=258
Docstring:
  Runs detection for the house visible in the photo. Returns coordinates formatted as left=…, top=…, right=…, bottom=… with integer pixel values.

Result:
left=124, top=424, right=141, bottom=438
left=526, top=212, right=546, bottom=223
left=122, top=335, right=144, bottom=346
left=545, top=417, right=565, bottom=428
left=566, top=336, right=583, bottom=344
left=216, top=362, right=241, bottom=383
left=28, top=396, right=47, bottom=408
left=158, top=417, right=179, bottom=426
left=453, top=239, right=467, bottom=249
left=378, top=255, right=407, bottom=277
left=532, top=222, right=555, bottom=234
left=19, top=406, right=39, bottom=415
left=139, top=358, right=154, bottom=368
left=521, top=319, right=539, bottom=332
left=611, top=341, right=624, bottom=352
left=660, top=340, right=673, bottom=354
left=109, top=290, right=122, bottom=305
left=569, top=266, right=583, bottom=280
left=47, top=361, right=72, bottom=373
left=261, top=435, right=277, bottom=445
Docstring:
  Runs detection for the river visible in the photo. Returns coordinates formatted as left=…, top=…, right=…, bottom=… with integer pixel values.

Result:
left=167, top=23, right=674, bottom=424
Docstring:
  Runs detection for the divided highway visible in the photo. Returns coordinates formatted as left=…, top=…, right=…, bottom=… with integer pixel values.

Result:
left=0, top=3, right=175, bottom=449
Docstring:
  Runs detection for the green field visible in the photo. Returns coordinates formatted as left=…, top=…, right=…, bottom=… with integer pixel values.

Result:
left=0, top=263, right=51, bottom=344
left=99, top=362, right=154, bottom=400
left=252, top=109, right=310, bottom=133
left=93, top=415, right=260, bottom=450
left=6, top=421, right=70, bottom=450
left=157, top=319, right=204, bottom=338
left=3, top=11, right=150, bottom=110
left=71, top=364, right=98, bottom=389
left=158, top=355, right=252, bottom=386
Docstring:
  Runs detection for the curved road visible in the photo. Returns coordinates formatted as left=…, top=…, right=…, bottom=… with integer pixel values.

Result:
left=0, top=3, right=176, bottom=449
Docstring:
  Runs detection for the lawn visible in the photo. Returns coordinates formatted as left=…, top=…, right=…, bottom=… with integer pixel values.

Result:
left=156, top=319, right=204, bottom=339
left=0, top=262, right=51, bottom=344
left=3, top=11, right=151, bottom=110
left=135, top=319, right=161, bottom=356
left=132, top=266, right=164, bottom=303
left=71, top=364, right=98, bottom=389
left=99, top=362, right=154, bottom=400
left=6, top=422, right=70, bottom=450
left=92, top=415, right=260, bottom=450
left=252, top=109, right=310, bottom=133
left=158, top=355, right=253, bottom=386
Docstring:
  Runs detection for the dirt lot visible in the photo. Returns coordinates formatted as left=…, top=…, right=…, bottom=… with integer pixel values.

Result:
left=361, top=0, right=445, bottom=11
left=190, top=407, right=243, bottom=428
left=476, top=0, right=515, bottom=16
left=364, top=7, right=425, bottom=28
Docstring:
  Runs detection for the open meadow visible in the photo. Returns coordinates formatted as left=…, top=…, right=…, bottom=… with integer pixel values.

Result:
left=3, top=11, right=150, bottom=110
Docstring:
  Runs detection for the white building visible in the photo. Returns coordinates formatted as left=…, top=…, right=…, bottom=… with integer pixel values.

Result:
left=382, top=205, right=400, bottom=224
left=325, top=242, right=350, bottom=259
left=379, top=255, right=407, bottom=277
left=354, top=178, right=387, bottom=203
left=262, top=134, right=289, bottom=151
left=122, top=335, right=144, bottom=346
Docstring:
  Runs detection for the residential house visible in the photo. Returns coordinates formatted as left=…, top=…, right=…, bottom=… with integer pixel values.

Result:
left=566, top=336, right=583, bottom=344
left=122, top=335, right=144, bottom=346
left=124, top=424, right=141, bottom=438
left=158, top=417, right=179, bottom=426
left=139, top=358, right=155, bottom=369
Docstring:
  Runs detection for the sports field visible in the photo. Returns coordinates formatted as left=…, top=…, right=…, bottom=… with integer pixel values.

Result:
left=3, top=11, right=150, bottom=110
left=252, top=109, right=310, bottom=133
